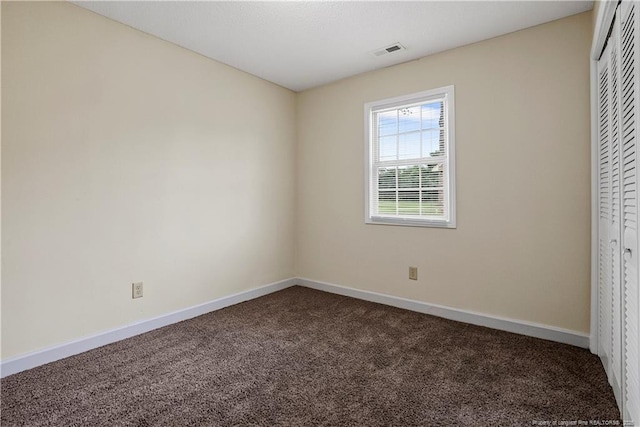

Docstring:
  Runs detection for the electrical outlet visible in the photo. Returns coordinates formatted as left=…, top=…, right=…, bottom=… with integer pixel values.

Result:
left=132, top=282, right=143, bottom=299
left=409, top=266, right=418, bottom=280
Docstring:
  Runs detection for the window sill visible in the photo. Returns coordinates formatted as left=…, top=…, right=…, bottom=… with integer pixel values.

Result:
left=366, top=217, right=456, bottom=229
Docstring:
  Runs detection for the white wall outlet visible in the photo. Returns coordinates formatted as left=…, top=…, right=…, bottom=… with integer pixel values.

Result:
left=409, top=266, right=418, bottom=280
left=132, top=282, right=143, bottom=299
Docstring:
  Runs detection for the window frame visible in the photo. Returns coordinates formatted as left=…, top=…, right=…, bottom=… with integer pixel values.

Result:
left=364, top=86, right=456, bottom=228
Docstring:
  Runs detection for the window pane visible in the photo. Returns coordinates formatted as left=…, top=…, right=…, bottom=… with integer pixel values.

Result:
left=378, top=191, right=397, bottom=214
left=398, top=165, right=419, bottom=188
left=378, top=167, right=397, bottom=189
left=378, top=110, right=397, bottom=136
left=379, top=135, right=396, bottom=161
left=421, top=164, right=444, bottom=188
left=422, top=129, right=444, bottom=157
left=421, top=190, right=444, bottom=216
left=398, top=191, right=420, bottom=215
left=367, top=86, right=454, bottom=227
left=422, top=101, right=443, bottom=129
left=398, top=106, right=420, bottom=133
left=398, top=132, right=421, bottom=160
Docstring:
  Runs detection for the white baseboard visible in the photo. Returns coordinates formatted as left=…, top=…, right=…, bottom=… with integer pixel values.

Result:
left=1, top=276, right=591, bottom=378
left=297, top=278, right=590, bottom=349
left=0, top=278, right=297, bottom=378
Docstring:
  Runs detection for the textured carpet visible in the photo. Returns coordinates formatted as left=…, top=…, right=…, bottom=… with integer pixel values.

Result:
left=1, top=286, right=620, bottom=426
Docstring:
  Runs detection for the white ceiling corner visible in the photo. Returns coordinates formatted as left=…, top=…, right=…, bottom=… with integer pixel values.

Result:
left=72, top=1, right=594, bottom=92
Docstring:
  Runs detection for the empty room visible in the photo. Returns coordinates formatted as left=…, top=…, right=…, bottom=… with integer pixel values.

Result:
left=1, top=0, right=639, bottom=425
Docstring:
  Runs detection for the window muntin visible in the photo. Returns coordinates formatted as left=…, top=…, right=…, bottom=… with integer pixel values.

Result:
left=365, top=86, right=455, bottom=228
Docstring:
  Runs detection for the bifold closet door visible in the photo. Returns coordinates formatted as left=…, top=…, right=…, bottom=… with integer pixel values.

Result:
left=620, top=1, right=639, bottom=424
left=598, top=33, right=613, bottom=380
left=597, top=2, right=639, bottom=423
left=609, top=14, right=624, bottom=399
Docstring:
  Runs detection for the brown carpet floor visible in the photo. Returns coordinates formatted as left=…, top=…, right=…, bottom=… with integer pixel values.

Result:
left=1, top=286, right=620, bottom=426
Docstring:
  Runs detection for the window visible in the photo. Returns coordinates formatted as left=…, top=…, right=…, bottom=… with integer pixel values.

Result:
left=365, top=86, right=456, bottom=228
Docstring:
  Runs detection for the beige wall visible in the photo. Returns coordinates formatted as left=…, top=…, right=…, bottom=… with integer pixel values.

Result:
left=2, top=2, right=594, bottom=361
left=296, top=12, right=593, bottom=333
left=1, top=2, right=296, bottom=359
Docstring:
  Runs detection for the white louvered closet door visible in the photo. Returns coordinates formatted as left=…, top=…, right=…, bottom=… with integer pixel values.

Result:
left=620, top=1, right=639, bottom=424
left=598, top=37, right=613, bottom=380
left=609, top=14, right=624, bottom=400
left=597, top=3, right=640, bottom=424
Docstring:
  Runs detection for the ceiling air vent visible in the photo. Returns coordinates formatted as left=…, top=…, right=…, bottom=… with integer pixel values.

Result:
left=371, top=43, right=406, bottom=57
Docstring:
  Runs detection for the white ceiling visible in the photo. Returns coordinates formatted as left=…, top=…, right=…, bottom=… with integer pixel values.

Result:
left=73, top=1, right=594, bottom=92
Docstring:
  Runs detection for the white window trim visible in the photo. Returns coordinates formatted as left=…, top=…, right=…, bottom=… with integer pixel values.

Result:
left=364, top=86, right=456, bottom=228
